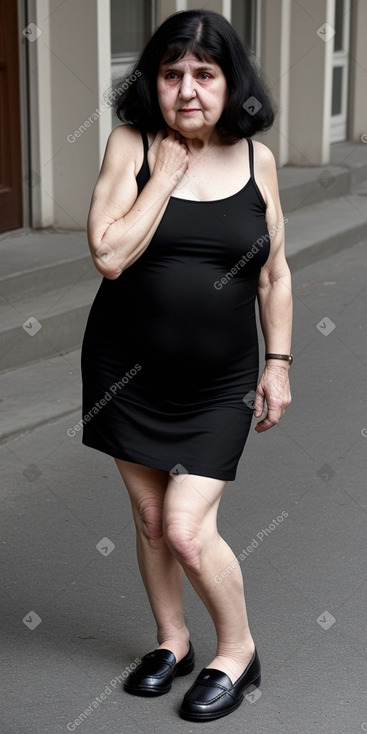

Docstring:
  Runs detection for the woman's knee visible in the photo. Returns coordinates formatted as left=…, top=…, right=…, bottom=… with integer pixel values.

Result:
left=163, top=519, right=203, bottom=573
left=114, top=460, right=167, bottom=545
left=136, top=495, right=165, bottom=544
left=163, top=477, right=224, bottom=572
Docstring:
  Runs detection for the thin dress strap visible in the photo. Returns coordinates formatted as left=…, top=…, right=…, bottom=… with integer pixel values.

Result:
left=246, top=137, right=266, bottom=209
left=247, top=138, right=255, bottom=180
left=136, top=129, right=150, bottom=194
left=141, top=128, right=149, bottom=154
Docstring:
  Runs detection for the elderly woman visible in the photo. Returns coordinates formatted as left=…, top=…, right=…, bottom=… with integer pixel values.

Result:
left=81, top=8, right=292, bottom=723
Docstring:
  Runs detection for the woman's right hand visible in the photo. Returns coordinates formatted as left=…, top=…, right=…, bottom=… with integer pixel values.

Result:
left=148, top=129, right=189, bottom=188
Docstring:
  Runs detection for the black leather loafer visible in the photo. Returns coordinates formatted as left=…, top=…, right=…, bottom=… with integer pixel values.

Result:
left=179, top=648, right=260, bottom=721
left=123, top=641, right=195, bottom=697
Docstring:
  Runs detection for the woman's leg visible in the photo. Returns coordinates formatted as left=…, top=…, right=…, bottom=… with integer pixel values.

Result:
left=163, top=472, right=255, bottom=684
left=115, top=458, right=190, bottom=662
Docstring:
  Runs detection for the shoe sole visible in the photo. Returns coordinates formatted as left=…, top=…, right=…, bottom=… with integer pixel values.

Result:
left=179, top=673, right=261, bottom=721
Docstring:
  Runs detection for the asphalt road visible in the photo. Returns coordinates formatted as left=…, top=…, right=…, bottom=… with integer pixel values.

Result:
left=1, top=239, right=367, bottom=734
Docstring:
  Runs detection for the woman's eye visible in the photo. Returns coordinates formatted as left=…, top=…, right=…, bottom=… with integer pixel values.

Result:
left=164, top=71, right=211, bottom=80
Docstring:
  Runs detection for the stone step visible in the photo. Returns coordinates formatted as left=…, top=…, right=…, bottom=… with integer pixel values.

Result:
left=0, top=348, right=82, bottom=445
left=0, top=229, right=101, bottom=372
left=284, top=191, right=367, bottom=270
left=278, top=164, right=350, bottom=213
left=0, top=228, right=100, bottom=301
left=0, top=278, right=100, bottom=372
left=329, top=140, right=367, bottom=186
left=270, top=139, right=367, bottom=213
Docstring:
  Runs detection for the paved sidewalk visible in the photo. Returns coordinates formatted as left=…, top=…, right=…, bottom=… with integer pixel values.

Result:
left=1, top=240, right=367, bottom=734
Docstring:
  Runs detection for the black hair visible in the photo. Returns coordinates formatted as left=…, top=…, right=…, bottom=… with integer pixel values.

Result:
left=108, top=9, right=276, bottom=142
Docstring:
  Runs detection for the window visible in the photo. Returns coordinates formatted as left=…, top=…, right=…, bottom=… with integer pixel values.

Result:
left=231, top=0, right=261, bottom=57
left=330, top=0, right=351, bottom=141
left=111, top=0, right=152, bottom=59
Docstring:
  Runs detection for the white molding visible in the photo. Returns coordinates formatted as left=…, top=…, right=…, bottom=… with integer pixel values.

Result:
left=331, top=0, right=351, bottom=142
left=279, top=0, right=291, bottom=161
left=222, top=0, right=231, bottom=22
left=321, top=0, right=335, bottom=157
left=255, top=0, right=262, bottom=60
left=97, top=0, right=112, bottom=165
left=27, top=0, right=54, bottom=228
left=175, top=0, right=187, bottom=10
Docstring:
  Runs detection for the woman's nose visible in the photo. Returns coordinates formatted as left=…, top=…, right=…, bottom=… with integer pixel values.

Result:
left=179, top=74, right=196, bottom=99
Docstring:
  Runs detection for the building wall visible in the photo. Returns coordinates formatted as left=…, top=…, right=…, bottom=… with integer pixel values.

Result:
left=28, top=0, right=111, bottom=230
left=348, top=0, right=367, bottom=142
left=25, top=0, right=367, bottom=229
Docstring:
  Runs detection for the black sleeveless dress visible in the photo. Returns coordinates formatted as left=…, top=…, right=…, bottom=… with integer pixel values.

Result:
left=81, top=130, right=270, bottom=481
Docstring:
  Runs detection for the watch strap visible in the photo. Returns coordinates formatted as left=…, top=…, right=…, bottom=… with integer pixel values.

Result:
left=265, top=353, right=293, bottom=365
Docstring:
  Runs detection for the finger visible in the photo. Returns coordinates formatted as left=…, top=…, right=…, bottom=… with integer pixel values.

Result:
left=253, top=387, right=264, bottom=417
left=167, top=128, right=187, bottom=147
left=166, top=127, right=178, bottom=138
left=253, top=393, right=264, bottom=417
left=254, top=405, right=282, bottom=432
left=254, top=415, right=278, bottom=432
left=254, top=418, right=272, bottom=433
left=149, top=129, right=165, bottom=153
left=255, top=398, right=268, bottom=422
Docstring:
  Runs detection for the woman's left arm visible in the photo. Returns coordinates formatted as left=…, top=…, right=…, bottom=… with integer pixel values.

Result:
left=253, top=143, right=293, bottom=433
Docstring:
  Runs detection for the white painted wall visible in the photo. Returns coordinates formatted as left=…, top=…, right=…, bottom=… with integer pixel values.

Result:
left=288, top=0, right=334, bottom=165
left=28, top=0, right=111, bottom=229
left=348, top=0, right=367, bottom=142
left=260, top=0, right=291, bottom=166
left=24, top=0, right=366, bottom=229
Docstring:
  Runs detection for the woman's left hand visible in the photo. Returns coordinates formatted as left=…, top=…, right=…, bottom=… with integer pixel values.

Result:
left=253, top=364, right=291, bottom=433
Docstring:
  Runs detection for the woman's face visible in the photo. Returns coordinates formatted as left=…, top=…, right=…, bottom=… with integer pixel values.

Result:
left=157, top=50, right=227, bottom=137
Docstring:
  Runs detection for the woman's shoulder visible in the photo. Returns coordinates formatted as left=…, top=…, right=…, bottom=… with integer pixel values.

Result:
left=107, top=124, right=157, bottom=163
left=234, top=136, right=276, bottom=171
left=249, top=139, right=282, bottom=210
left=103, top=124, right=149, bottom=178
left=251, top=139, right=276, bottom=168
left=251, top=139, right=278, bottom=192
left=106, top=123, right=142, bottom=147
left=108, top=124, right=156, bottom=144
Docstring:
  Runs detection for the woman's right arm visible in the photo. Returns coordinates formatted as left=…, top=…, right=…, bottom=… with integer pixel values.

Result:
left=87, top=125, right=189, bottom=279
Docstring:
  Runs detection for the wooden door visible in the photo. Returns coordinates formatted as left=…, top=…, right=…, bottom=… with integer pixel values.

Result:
left=0, top=0, right=23, bottom=232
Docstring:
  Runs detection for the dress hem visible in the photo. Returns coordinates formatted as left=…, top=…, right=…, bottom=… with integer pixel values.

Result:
left=82, top=437, right=237, bottom=482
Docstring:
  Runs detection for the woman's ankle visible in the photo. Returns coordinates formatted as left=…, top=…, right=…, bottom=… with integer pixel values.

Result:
left=156, top=627, right=191, bottom=662
left=216, top=636, right=255, bottom=659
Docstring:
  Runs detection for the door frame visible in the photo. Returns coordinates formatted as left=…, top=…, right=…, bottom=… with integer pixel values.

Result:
left=331, top=0, right=351, bottom=143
